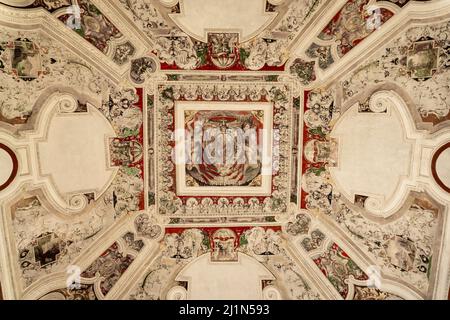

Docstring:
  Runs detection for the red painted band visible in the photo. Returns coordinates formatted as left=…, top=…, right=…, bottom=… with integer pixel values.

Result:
left=0, top=143, right=19, bottom=192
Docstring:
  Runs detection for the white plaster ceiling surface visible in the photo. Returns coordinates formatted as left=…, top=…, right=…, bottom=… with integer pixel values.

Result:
left=0, top=0, right=449, bottom=301
left=168, top=0, right=278, bottom=42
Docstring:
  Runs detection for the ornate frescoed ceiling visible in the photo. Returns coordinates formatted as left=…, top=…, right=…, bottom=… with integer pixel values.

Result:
left=0, top=0, right=449, bottom=301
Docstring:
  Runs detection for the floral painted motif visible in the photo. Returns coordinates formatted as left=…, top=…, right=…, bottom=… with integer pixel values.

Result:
left=58, top=1, right=119, bottom=52
left=341, top=21, right=450, bottom=125
left=156, top=32, right=287, bottom=71
left=130, top=226, right=321, bottom=300
left=300, top=89, right=339, bottom=211
left=376, top=0, right=430, bottom=8
left=117, top=0, right=326, bottom=71
left=130, top=56, right=157, bottom=84
left=81, top=232, right=144, bottom=297
left=307, top=0, right=394, bottom=69
left=301, top=229, right=326, bottom=252
left=0, top=0, right=448, bottom=302
left=163, top=228, right=209, bottom=260
left=12, top=195, right=105, bottom=288
left=103, top=88, right=145, bottom=217
left=118, top=0, right=169, bottom=34
left=313, top=243, right=368, bottom=298
left=289, top=58, right=316, bottom=85
left=134, top=213, right=162, bottom=239
left=286, top=213, right=311, bottom=236
left=273, top=0, right=324, bottom=37
left=4, top=90, right=146, bottom=288
left=39, top=284, right=98, bottom=300
left=156, top=83, right=292, bottom=216
left=0, top=29, right=112, bottom=127
left=163, top=226, right=283, bottom=261
left=57, top=0, right=135, bottom=65
left=239, top=38, right=288, bottom=71
left=306, top=43, right=334, bottom=70
left=321, top=0, right=394, bottom=56
left=299, top=86, right=441, bottom=294
left=353, top=286, right=403, bottom=300
left=242, top=227, right=283, bottom=256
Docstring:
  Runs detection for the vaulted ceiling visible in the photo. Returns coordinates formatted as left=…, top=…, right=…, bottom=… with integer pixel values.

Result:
left=0, top=0, right=449, bottom=300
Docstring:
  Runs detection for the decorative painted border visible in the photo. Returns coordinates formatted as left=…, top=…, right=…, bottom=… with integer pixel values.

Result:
left=155, top=82, right=293, bottom=216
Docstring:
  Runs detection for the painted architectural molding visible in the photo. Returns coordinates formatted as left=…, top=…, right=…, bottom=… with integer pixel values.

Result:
left=331, top=90, right=423, bottom=218
left=293, top=0, right=450, bottom=87
left=0, top=91, right=118, bottom=213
